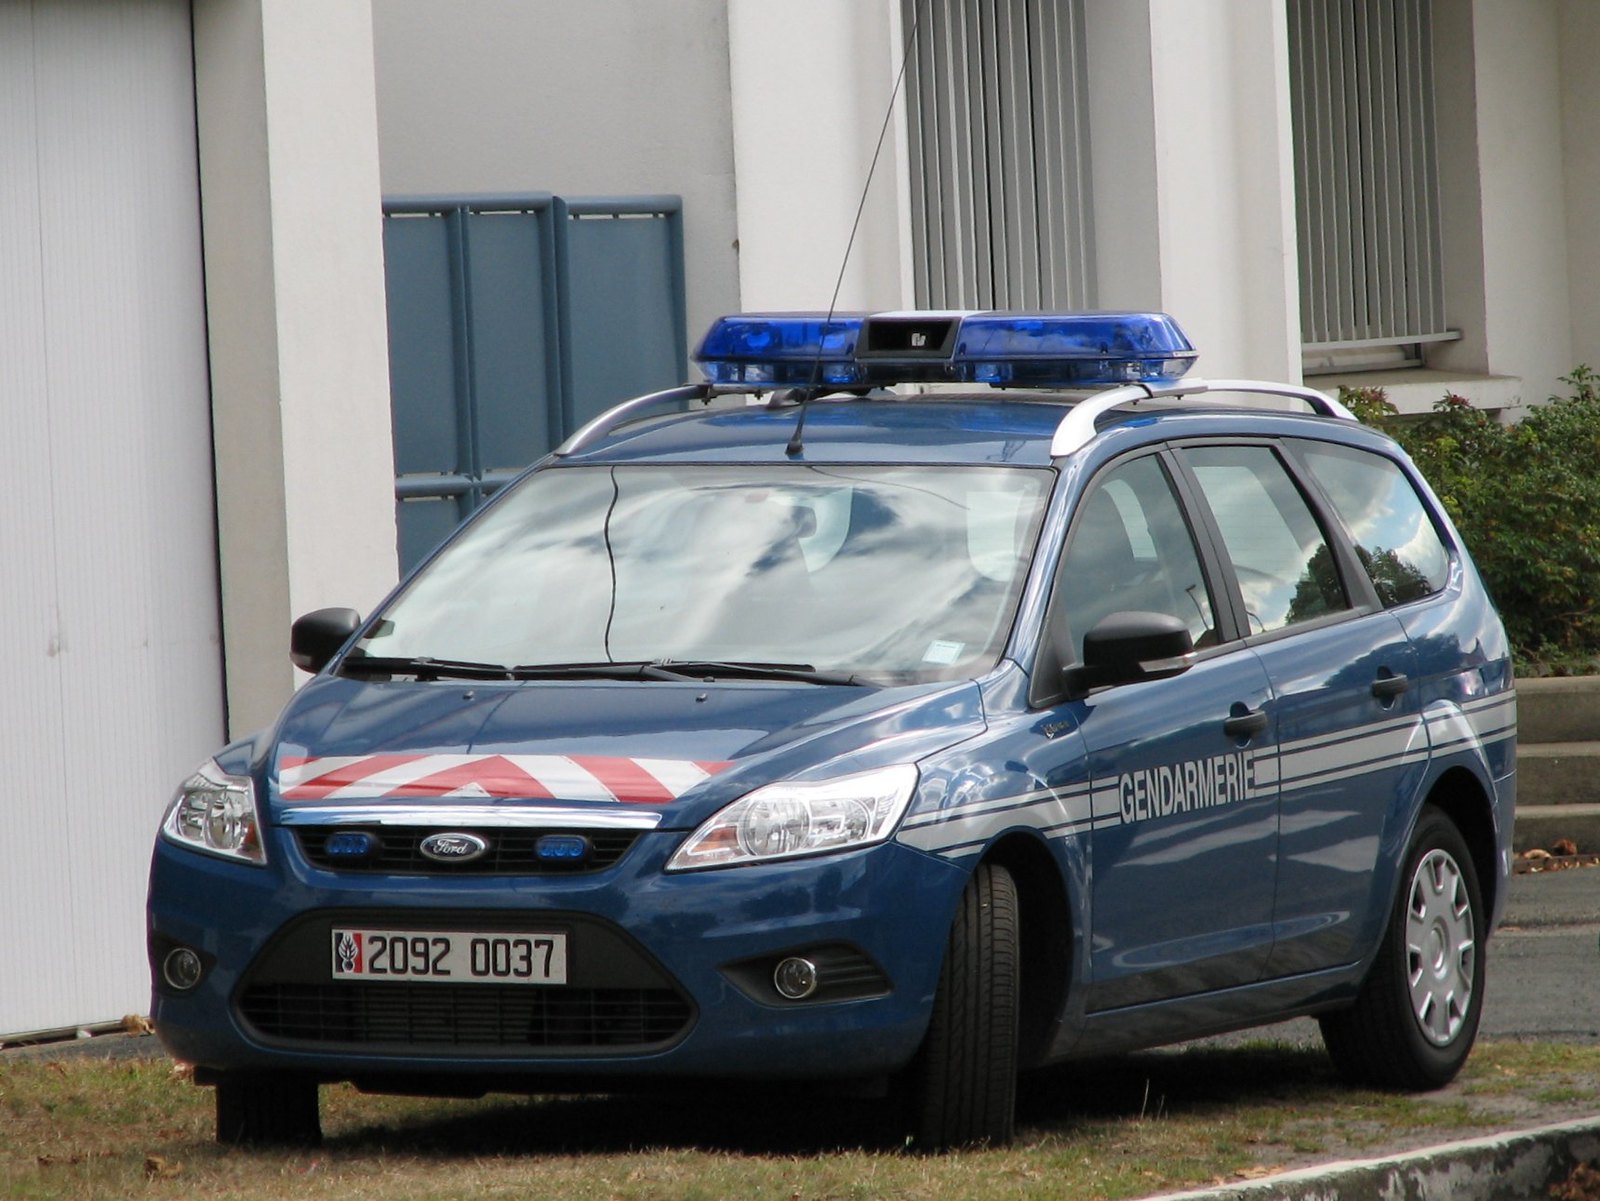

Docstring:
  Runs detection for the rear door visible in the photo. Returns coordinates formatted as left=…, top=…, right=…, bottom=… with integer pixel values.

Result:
left=1171, top=440, right=1423, bottom=976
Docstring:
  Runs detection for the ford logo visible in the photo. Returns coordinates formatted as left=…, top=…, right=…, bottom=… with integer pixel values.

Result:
left=419, top=832, right=489, bottom=863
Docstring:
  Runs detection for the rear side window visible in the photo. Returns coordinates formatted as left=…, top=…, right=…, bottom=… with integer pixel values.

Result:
left=1297, top=442, right=1450, bottom=607
left=1180, top=445, right=1349, bottom=635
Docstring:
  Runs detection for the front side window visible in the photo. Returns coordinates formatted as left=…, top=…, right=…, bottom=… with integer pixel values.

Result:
left=1297, top=441, right=1449, bottom=606
left=1181, top=445, right=1350, bottom=635
left=356, top=463, right=1051, bottom=685
left=1055, top=456, right=1216, bottom=660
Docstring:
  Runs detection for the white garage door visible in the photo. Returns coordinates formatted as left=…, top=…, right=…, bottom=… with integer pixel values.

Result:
left=0, top=0, right=223, bottom=1038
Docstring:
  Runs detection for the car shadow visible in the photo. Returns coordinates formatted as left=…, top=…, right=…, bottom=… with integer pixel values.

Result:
left=1019, top=1042, right=1340, bottom=1128
left=327, top=1085, right=907, bottom=1156
left=321, top=1042, right=1338, bottom=1156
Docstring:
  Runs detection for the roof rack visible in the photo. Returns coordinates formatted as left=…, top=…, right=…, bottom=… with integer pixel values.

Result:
left=1050, top=378, right=1355, bottom=457
left=551, top=374, right=1352, bottom=462
left=553, top=384, right=714, bottom=457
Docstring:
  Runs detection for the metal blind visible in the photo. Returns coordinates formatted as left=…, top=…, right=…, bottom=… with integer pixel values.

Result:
left=903, top=0, right=1094, bottom=310
left=1289, top=0, right=1448, bottom=352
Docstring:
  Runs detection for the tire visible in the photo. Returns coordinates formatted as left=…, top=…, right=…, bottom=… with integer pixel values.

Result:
left=1320, top=807, right=1485, bottom=1090
left=214, top=1073, right=322, bottom=1146
left=905, top=861, right=1020, bottom=1150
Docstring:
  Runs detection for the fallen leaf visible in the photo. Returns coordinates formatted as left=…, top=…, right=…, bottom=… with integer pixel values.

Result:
left=1549, top=1159, right=1600, bottom=1201
left=144, top=1154, right=183, bottom=1180
left=1235, top=1165, right=1277, bottom=1180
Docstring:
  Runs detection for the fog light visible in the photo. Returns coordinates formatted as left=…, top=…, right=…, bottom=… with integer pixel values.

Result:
left=773, top=956, right=818, bottom=1000
left=162, top=947, right=204, bottom=991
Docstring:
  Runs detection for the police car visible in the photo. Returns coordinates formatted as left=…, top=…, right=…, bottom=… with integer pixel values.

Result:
left=147, top=311, right=1516, bottom=1150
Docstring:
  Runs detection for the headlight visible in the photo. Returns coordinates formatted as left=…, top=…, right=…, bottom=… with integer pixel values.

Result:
left=666, top=764, right=918, bottom=871
left=160, top=760, right=267, bottom=865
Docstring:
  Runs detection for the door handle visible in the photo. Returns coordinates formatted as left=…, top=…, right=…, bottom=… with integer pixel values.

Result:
left=1371, top=672, right=1410, bottom=701
left=1223, top=707, right=1269, bottom=739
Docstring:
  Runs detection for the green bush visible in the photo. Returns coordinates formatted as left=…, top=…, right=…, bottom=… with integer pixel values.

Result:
left=1342, top=370, right=1600, bottom=675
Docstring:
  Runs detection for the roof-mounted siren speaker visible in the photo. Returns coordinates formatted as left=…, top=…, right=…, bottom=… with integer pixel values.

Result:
left=853, top=312, right=966, bottom=384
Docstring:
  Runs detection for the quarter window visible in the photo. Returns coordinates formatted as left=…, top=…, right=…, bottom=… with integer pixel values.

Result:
left=1181, top=446, right=1349, bottom=635
left=1297, top=442, right=1449, bottom=606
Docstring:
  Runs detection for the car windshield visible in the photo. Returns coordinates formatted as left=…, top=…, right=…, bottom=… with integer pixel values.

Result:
left=356, top=462, right=1051, bottom=684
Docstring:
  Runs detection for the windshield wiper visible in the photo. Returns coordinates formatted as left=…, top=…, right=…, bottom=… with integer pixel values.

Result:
left=506, top=660, right=691, bottom=681
left=346, top=655, right=869, bottom=686
left=339, top=654, right=514, bottom=681
left=508, top=659, right=869, bottom=685
left=648, top=660, right=869, bottom=686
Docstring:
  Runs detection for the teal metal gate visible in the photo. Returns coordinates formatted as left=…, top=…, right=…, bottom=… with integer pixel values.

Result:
left=382, top=193, right=687, bottom=569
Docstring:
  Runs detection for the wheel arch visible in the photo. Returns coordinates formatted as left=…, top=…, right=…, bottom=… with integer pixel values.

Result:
left=1421, top=765, right=1500, bottom=926
left=982, top=832, right=1072, bottom=1069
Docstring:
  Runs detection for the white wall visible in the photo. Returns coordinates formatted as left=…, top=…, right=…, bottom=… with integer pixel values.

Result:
left=727, top=0, right=909, bottom=312
left=0, top=0, right=223, bottom=1037
left=371, top=0, right=741, bottom=347
left=195, top=0, right=399, bottom=738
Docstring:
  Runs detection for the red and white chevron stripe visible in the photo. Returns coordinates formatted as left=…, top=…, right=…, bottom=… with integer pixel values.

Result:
left=277, top=753, right=731, bottom=804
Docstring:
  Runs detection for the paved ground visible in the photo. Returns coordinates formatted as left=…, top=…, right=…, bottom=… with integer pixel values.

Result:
left=1486, top=866, right=1600, bottom=1043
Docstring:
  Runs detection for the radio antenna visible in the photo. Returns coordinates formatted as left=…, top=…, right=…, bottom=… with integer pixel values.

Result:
left=787, top=5, right=922, bottom=458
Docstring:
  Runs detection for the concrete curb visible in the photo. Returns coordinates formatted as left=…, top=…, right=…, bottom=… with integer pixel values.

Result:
left=1147, top=1116, right=1600, bottom=1201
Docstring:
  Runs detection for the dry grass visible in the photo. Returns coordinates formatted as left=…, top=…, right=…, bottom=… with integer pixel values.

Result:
left=2, top=1040, right=1597, bottom=1200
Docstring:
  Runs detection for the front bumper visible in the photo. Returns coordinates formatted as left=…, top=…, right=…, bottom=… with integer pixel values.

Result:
left=147, top=823, right=967, bottom=1087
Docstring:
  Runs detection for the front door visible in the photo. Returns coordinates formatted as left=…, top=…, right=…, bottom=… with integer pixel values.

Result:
left=1037, top=452, right=1280, bottom=1012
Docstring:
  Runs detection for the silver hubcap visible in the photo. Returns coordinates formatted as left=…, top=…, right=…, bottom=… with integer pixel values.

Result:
left=1405, top=848, right=1475, bottom=1047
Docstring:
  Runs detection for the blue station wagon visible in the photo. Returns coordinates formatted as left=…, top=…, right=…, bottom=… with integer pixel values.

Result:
left=147, top=311, right=1516, bottom=1149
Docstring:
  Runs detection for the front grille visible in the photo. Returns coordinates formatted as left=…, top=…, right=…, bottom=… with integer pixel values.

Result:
left=238, top=983, right=692, bottom=1051
left=295, top=827, right=640, bottom=875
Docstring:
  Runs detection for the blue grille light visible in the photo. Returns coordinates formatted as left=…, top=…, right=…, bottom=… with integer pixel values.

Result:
left=692, top=311, right=1196, bottom=390
left=325, top=831, right=375, bottom=859
left=694, top=314, right=866, bottom=386
left=536, top=834, right=590, bottom=863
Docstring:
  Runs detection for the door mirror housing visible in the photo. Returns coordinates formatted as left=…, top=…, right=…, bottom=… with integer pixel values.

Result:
left=1064, top=611, right=1194, bottom=698
left=290, top=607, right=363, bottom=674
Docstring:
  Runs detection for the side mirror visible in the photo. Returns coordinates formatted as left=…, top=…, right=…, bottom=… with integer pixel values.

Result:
left=1064, top=611, right=1194, bottom=697
left=290, top=607, right=363, bottom=674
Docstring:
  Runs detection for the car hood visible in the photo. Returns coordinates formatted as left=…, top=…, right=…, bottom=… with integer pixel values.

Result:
left=262, top=674, right=987, bottom=829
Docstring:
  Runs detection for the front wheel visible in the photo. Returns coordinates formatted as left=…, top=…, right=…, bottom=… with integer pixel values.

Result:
left=1320, top=808, right=1485, bottom=1089
left=903, top=861, right=1020, bottom=1150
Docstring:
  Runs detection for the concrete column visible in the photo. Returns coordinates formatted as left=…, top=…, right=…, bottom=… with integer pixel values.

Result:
left=1455, top=0, right=1572, bottom=406
left=1085, top=0, right=1301, bottom=382
left=1559, top=0, right=1600, bottom=381
left=194, top=0, right=397, bottom=737
left=727, top=0, right=910, bottom=311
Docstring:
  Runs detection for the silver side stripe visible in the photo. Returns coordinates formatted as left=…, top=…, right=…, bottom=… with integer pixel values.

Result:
left=900, top=690, right=1515, bottom=860
left=900, top=782, right=1090, bottom=831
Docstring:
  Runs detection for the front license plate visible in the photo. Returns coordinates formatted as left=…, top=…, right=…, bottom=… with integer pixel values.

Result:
left=331, top=928, right=568, bottom=985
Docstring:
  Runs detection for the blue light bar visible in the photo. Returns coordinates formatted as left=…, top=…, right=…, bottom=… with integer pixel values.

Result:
left=692, top=311, right=1196, bottom=390
left=694, top=314, right=866, bottom=386
left=952, top=313, right=1197, bottom=386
